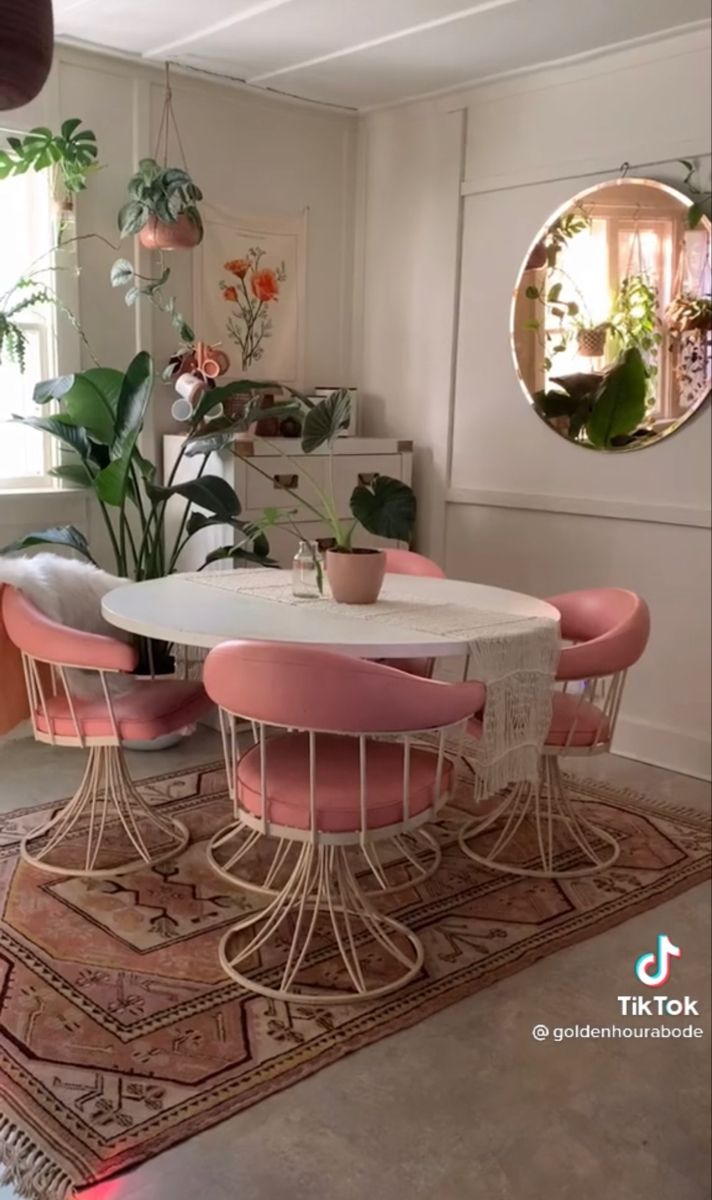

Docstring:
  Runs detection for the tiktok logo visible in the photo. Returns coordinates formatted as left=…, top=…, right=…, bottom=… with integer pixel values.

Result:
left=634, top=935, right=681, bottom=988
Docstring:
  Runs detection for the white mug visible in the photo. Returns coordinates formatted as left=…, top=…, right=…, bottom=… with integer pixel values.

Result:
left=175, top=372, right=207, bottom=404
left=171, top=396, right=195, bottom=423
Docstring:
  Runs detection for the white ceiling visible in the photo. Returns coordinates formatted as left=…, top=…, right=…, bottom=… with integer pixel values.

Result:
left=54, top=0, right=711, bottom=110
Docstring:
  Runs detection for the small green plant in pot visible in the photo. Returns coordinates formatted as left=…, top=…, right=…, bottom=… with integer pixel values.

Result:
left=118, top=157, right=204, bottom=251
left=185, top=389, right=417, bottom=604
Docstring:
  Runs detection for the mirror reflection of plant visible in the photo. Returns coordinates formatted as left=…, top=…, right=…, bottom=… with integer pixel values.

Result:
left=523, top=276, right=584, bottom=371
left=534, top=347, right=649, bottom=449
left=679, top=160, right=712, bottom=230
left=608, top=274, right=662, bottom=397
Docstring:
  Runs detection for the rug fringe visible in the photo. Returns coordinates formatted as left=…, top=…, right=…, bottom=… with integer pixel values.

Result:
left=0, top=1117, right=75, bottom=1200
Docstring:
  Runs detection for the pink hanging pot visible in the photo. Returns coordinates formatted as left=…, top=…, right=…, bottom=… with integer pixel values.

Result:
left=139, top=213, right=202, bottom=251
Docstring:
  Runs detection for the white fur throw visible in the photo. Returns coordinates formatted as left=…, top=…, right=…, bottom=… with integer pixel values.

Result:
left=0, top=554, right=134, bottom=697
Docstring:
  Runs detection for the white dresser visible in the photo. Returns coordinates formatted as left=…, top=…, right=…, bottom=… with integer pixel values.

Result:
left=163, top=435, right=414, bottom=571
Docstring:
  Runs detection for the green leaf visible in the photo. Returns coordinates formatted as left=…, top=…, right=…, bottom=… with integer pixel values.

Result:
left=13, top=413, right=92, bottom=458
left=60, top=117, right=82, bottom=139
left=586, top=349, right=648, bottom=448
left=58, top=375, right=115, bottom=444
left=203, top=544, right=277, bottom=568
left=301, top=390, right=351, bottom=454
left=0, top=525, right=94, bottom=561
left=49, top=463, right=95, bottom=487
left=688, top=202, right=704, bottom=229
left=118, top=200, right=147, bottom=236
left=33, top=374, right=75, bottom=404
left=146, top=475, right=242, bottom=520
left=548, top=282, right=563, bottom=302
left=94, top=352, right=153, bottom=506
left=350, top=475, right=416, bottom=542
left=110, top=258, right=135, bottom=287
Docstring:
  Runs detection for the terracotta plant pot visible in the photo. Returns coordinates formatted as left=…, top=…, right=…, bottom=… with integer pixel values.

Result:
left=0, top=0, right=53, bottom=110
left=577, top=325, right=608, bottom=357
left=326, top=548, right=386, bottom=605
left=139, top=213, right=202, bottom=251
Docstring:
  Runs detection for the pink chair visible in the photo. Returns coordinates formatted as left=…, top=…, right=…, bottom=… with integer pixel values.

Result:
left=459, top=589, right=650, bottom=879
left=203, top=640, right=484, bottom=1004
left=2, top=586, right=211, bottom=878
left=384, top=549, right=446, bottom=579
left=381, top=548, right=447, bottom=678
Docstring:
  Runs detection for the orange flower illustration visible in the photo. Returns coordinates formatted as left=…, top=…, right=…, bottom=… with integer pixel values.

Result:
left=224, top=258, right=250, bottom=279
left=222, top=285, right=238, bottom=302
left=251, top=268, right=280, bottom=303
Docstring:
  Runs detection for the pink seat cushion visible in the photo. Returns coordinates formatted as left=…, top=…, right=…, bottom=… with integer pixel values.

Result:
left=468, top=692, right=610, bottom=750
left=35, top=679, right=212, bottom=742
left=237, top=732, right=454, bottom=833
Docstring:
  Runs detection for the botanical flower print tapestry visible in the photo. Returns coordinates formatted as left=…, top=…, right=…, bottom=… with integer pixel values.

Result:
left=194, top=208, right=306, bottom=383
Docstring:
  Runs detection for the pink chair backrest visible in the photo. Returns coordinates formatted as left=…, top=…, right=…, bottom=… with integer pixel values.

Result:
left=546, top=589, right=650, bottom=681
left=384, top=549, right=446, bottom=579
left=204, top=640, right=484, bottom=733
left=1, top=585, right=137, bottom=673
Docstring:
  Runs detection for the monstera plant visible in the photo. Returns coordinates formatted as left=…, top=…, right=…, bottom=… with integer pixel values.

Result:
left=534, top=347, right=650, bottom=449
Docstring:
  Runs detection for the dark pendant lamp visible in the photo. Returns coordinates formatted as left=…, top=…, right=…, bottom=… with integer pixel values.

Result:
left=0, top=0, right=54, bottom=110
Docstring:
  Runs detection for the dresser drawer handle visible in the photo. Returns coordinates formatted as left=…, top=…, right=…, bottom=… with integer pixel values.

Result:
left=357, top=472, right=378, bottom=485
left=273, top=473, right=299, bottom=490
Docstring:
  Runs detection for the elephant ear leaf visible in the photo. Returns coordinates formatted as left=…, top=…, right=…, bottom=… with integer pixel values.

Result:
left=301, top=390, right=350, bottom=454
left=586, top=349, right=648, bottom=449
left=350, top=475, right=416, bottom=542
left=94, top=352, right=153, bottom=506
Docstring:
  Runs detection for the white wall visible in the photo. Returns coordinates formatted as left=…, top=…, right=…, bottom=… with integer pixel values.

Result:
left=1, top=45, right=356, bottom=552
left=354, top=27, right=712, bottom=778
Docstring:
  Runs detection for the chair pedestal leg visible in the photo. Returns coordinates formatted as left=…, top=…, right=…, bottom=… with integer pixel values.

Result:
left=458, top=756, right=620, bottom=879
left=208, top=819, right=441, bottom=898
left=219, top=844, right=424, bottom=1004
left=20, top=745, right=189, bottom=878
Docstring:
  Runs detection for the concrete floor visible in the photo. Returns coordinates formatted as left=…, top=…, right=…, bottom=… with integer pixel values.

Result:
left=0, top=728, right=709, bottom=1200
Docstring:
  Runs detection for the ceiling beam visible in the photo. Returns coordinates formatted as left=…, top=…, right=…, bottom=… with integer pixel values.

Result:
left=145, top=0, right=298, bottom=59
left=248, top=0, right=521, bottom=82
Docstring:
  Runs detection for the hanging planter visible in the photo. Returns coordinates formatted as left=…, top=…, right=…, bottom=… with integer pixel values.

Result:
left=665, top=294, right=712, bottom=337
left=139, top=210, right=202, bottom=251
left=576, top=323, right=609, bottom=357
left=118, top=67, right=204, bottom=252
left=0, top=0, right=53, bottom=111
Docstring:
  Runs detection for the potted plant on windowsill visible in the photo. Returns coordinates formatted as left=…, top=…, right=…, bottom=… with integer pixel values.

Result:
left=0, top=118, right=99, bottom=236
left=118, top=157, right=204, bottom=250
left=184, top=388, right=417, bottom=604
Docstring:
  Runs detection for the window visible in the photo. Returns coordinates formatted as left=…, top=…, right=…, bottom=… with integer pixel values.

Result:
left=0, top=155, right=57, bottom=487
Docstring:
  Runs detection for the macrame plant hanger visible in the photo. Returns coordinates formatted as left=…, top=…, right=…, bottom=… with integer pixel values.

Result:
left=153, top=63, right=190, bottom=175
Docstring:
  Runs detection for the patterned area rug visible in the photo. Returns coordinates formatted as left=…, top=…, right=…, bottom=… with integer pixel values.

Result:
left=0, top=763, right=709, bottom=1198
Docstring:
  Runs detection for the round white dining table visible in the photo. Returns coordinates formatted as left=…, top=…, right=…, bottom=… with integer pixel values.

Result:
left=102, top=571, right=558, bottom=660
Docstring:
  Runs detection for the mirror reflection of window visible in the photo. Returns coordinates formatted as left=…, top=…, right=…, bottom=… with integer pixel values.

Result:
left=512, top=177, right=711, bottom=452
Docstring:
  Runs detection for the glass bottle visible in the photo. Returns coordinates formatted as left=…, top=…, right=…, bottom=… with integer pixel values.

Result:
left=292, top=541, right=321, bottom=598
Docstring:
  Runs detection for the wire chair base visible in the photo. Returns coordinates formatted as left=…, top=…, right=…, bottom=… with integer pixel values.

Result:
left=207, top=818, right=441, bottom=898
left=218, top=843, right=424, bottom=1004
left=458, top=756, right=620, bottom=880
left=20, top=745, right=189, bottom=878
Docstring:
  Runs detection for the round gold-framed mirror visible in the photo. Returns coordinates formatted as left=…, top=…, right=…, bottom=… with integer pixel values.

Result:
left=511, top=177, right=711, bottom=451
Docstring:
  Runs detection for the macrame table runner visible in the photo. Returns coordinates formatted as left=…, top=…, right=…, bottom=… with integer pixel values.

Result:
left=185, top=570, right=560, bottom=798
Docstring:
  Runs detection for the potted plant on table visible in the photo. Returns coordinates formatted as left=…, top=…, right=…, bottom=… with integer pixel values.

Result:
left=118, top=157, right=204, bottom=250
left=184, top=388, right=417, bottom=604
